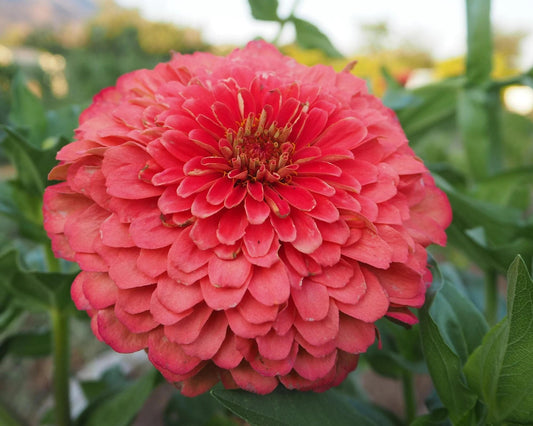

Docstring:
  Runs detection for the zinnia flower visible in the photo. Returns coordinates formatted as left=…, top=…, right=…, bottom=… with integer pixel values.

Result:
left=43, top=41, right=451, bottom=396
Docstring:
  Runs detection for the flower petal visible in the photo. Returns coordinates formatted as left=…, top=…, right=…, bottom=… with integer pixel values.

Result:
left=129, top=211, right=179, bottom=249
left=168, top=229, right=212, bottom=274
left=217, top=207, right=248, bottom=245
left=79, top=271, right=118, bottom=309
left=200, top=277, right=248, bottom=310
left=256, top=328, right=296, bottom=362
left=290, top=210, right=322, bottom=254
left=208, top=255, right=252, bottom=288
left=212, top=333, right=244, bottom=369
left=336, top=267, right=389, bottom=322
left=342, top=227, right=393, bottom=269
left=148, top=328, right=202, bottom=375
left=293, top=349, right=337, bottom=381
left=244, top=196, right=271, bottom=224
left=243, top=222, right=275, bottom=258
left=230, top=363, right=278, bottom=394
left=96, top=308, right=149, bottom=353
left=181, top=311, right=228, bottom=359
left=335, top=314, right=376, bottom=353
left=275, top=185, right=316, bottom=211
left=164, top=303, right=212, bottom=344
left=157, top=275, right=203, bottom=313
left=294, top=300, right=339, bottom=347
left=248, top=261, right=290, bottom=306
left=291, top=279, right=330, bottom=321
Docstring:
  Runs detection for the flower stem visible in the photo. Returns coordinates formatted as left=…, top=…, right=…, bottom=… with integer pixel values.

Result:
left=484, top=269, right=498, bottom=325
left=45, top=244, right=60, bottom=273
left=51, top=308, right=71, bottom=426
left=272, top=0, right=302, bottom=45
left=402, top=371, right=416, bottom=424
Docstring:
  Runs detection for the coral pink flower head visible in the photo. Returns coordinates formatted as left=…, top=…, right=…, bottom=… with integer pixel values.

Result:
left=43, top=41, right=451, bottom=396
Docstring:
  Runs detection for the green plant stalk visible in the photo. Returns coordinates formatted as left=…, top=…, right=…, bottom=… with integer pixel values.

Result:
left=484, top=269, right=498, bottom=325
left=272, top=0, right=302, bottom=45
left=0, top=401, right=24, bottom=426
left=45, top=244, right=60, bottom=273
left=272, top=20, right=287, bottom=45
left=402, top=371, right=416, bottom=424
left=51, top=308, right=71, bottom=426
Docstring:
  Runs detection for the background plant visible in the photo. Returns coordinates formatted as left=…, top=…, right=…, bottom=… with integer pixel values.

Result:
left=0, top=0, right=532, bottom=425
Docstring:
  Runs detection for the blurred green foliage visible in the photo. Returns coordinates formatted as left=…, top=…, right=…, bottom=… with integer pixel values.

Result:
left=0, top=0, right=532, bottom=425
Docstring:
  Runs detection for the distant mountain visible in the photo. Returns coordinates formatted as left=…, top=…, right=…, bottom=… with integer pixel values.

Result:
left=0, top=0, right=98, bottom=35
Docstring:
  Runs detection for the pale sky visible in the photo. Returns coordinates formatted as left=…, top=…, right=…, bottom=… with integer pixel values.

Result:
left=115, top=0, right=533, bottom=68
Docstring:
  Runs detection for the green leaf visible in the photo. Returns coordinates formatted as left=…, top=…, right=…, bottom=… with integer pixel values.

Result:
left=0, top=181, right=47, bottom=242
left=435, top=174, right=533, bottom=271
left=0, top=128, right=45, bottom=196
left=473, top=166, right=533, bottom=208
left=465, top=0, right=492, bottom=85
left=0, top=282, right=22, bottom=333
left=365, top=321, right=426, bottom=379
left=419, top=264, right=478, bottom=425
left=164, top=392, right=225, bottom=426
left=457, top=88, right=491, bottom=179
left=395, top=80, right=460, bottom=140
left=248, top=0, right=279, bottom=21
left=0, top=249, right=76, bottom=312
left=211, top=387, right=392, bottom=426
left=0, top=330, right=51, bottom=360
left=463, top=256, right=533, bottom=424
left=8, top=73, right=48, bottom=147
left=429, top=280, right=488, bottom=364
left=79, top=369, right=159, bottom=426
left=291, top=17, right=343, bottom=58
left=78, top=366, right=132, bottom=408
left=381, top=67, right=421, bottom=111
left=410, top=407, right=450, bottom=426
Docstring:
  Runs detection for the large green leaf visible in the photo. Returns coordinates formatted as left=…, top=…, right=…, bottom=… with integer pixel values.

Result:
left=473, top=166, right=533, bottom=208
left=365, top=320, right=426, bottom=379
left=435, top=174, right=533, bottom=271
left=248, top=0, right=279, bottom=21
left=464, top=256, right=533, bottom=424
left=0, top=249, right=76, bottom=312
left=465, top=0, right=492, bottom=85
left=418, top=263, right=478, bottom=425
left=395, top=80, right=460, bottom=140
left=0, top=128, right=45, bottom=196
left=164, top=391, right=227, bottom=426
left=291, top=17, right=343, bottom=58
left=0, top=329, right=51, bottom=360
left=8, top=73, right=48, bottom=147
left=211, top=387, right=395, bottom=426
left=429, top=280, right=488, bottom=365
left=0, top=181, right=47, bottom=243
left=457, top=88, right=491, bottom=179
left=79, top=369, right=159, bottom=426
left=410, top=408, right=449, bottom=426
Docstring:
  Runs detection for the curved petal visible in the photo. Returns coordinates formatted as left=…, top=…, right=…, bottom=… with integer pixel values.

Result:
left=164, top=303, right=212, bottom=344
left=230, top=363, right=279, bottom=394
left=148, top=328, right=202, bottom=375
left=96, top=308, right=149, bottom=353
left=248, top=261, right=290, bottom=306
left=291, top=279, right=330, bottom=321
left=208, top=255, right=252, bottom=288
left=200, top=277, right=248, bottom=310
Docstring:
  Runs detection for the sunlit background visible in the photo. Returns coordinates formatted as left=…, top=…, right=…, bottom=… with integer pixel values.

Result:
left=116, top=0, right=533, bottom=66
left=0, top=0, right=532, bottom=119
